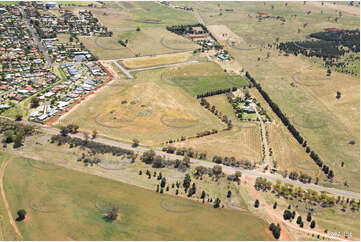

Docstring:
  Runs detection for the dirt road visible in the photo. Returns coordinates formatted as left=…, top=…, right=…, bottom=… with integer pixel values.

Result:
left=0, top=157, right=22, bottom=240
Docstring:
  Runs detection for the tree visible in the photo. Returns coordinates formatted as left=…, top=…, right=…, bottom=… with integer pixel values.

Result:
left=139, top=170, right=142, bottom=175
left=140, top=150, right=156, bottom=164
left=328, top=170, right=334, bottom=179
left=327, top=69, right=332, bottom=76
left=106, top=205, right=119, bottom=222
left=201, top=191, right=206, bottom=199
left=83, top=132, right=89, bottom=143
left=16, top=209, right=26, bottom=221
left=183, top=174, right=191, bottom=191
left=254, top=199, right=260, bottom=208
left=336, top=91, right=341, bottom=99
left=214, top=198, right=221, bottom=208
left=269, top=223, right=281, bottom=239
left=310, top=220, right=316, bottom=229
left=212, top=165, right=223, bottom=177
left=307, top=212, right=312, bottom=222
left=132, top=138, right=139, bottom=147
left=160, top=177, right=166, bottom=188
left=15, top=114, right=22, bottom=121
left=30, top=97, right=40, bottom=108
left=227, top=190, right=232, bottom=198
left=273, top=202, right=277, bottom=209
left=296, top=215, right=302, bottom=224
left=152, top=156, right=164, bottom=168
left=283, top=210, right=292, bottom=220
left=136, top=27, right=141, bottom=31
left=92, top=130, right=97, bottom=139
left=13, top=133, right=24, bottom=148
left=188, top=183, right=196, bottom=197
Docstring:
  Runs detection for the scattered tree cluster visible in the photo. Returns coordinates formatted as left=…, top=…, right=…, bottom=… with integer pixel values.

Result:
left=277, top=30, right=360, bottom=72
left=140, top=150, right=190, bottom=171
left=0, top=118, right=36, bottom=148
left=269, top=223, right=281, bottom=239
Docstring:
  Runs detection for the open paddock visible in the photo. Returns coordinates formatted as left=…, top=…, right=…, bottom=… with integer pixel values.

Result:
left=120, top=52, right=194, bottom=69
left=58, top=68, right=226, bottom=146
left=2, top=153, right=273, bottom=241
left=80, top=27, right=198, bottom=60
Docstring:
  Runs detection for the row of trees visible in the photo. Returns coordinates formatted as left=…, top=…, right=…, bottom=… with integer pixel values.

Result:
left=200, top=98, right=232, bottom=129
left=255, top=178, right=360, bottom=211
left=50, top=134, right=135, bottom=158
left=288, top=171, right=313, bottom=184
left=162, top=144, right=255, bottom=170
left=162, top=146, right=207, bottom=160
left=196, top=87, right=237, bottom=99
left=166, top=24, right=208, bottom=36
left=245, top=72, right=334, bottom=179
left=140, top=150, right=190, bottom=172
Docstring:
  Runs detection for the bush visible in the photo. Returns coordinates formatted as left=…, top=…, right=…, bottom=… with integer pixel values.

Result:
left=254, top=199, right=259, bottom=208
left=16, top=209, right=26, bottom=221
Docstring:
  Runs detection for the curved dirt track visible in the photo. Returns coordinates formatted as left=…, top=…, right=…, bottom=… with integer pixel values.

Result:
left=0, top=157, right=23, bottom=240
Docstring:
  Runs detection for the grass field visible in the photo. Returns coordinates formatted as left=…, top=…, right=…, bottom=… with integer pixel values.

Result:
left=75, top=2, right=198, bottom=60
left=163, top=62, right=248, bottom=96
left=59, top=67, right=226, bottom=146
left=174, top=94, right=262, bottom=162
left=2, top=152, right=273, bottom=241
left=80, top=27, right=198, bottom=60
left=120, top=52, right=193, bottom=69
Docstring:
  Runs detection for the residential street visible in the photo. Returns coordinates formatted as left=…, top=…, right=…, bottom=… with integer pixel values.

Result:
left=20, top=6, right=53, bottom=66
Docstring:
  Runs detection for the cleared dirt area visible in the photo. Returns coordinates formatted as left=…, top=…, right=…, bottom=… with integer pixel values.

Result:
left=120, top=52, right=193, bottom=69
left=208, top=24, right=247, bottom=46
left=59, top=68, right=225, bottom=146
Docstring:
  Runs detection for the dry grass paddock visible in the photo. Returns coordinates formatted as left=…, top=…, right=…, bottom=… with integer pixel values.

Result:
left=120, top=52, right=193, bottom=69
left=59, top=67, right=225, bottom=146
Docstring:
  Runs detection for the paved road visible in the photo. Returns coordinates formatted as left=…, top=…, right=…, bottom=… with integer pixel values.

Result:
left=112, top=60, right=134, bottom=79
left=20, top=7, right=52, bottom=66
left=2, top=116, right=357, bottom=199
left=128, top=60, right=199, bottom=72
